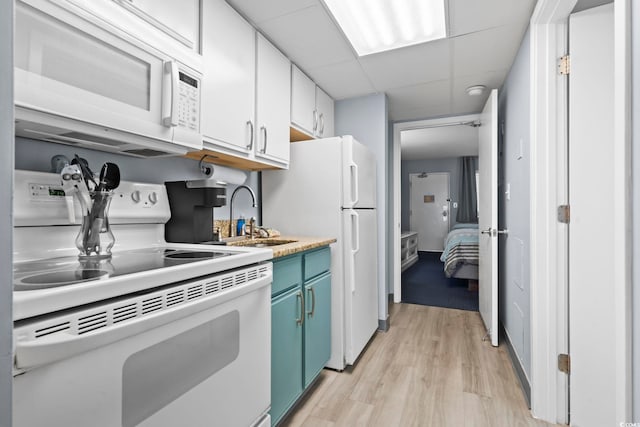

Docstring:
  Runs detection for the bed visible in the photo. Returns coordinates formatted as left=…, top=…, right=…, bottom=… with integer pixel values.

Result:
left=440, top=223, right=479, bottom=279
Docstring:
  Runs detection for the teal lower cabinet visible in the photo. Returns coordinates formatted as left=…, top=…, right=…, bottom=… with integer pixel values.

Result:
left=303, top=272, right=331, bottom=388
left=270, top=246, right=332, bottom=426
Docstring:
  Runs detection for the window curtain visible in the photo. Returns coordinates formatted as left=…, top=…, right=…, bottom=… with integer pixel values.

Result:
left=456, top=156, right=478, bottom=223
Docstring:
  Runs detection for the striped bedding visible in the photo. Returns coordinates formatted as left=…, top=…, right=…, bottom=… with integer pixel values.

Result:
left=440, top=226, right=479, bottom=277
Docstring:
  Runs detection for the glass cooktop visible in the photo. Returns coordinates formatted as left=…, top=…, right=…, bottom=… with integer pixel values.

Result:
left=14, top=247, right=235, bottom=291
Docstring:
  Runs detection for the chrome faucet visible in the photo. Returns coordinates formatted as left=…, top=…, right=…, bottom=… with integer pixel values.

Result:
left=229, top=185, right=257, bottom=238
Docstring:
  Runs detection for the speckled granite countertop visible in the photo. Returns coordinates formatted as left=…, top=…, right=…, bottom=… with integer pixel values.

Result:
left=226, top=236, right=336, bottom=258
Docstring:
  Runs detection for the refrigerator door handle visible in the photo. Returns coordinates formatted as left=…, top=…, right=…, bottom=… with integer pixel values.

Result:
left=350, top=211, right=360, bottom=293
left=350, top=162, right=359, bottom=206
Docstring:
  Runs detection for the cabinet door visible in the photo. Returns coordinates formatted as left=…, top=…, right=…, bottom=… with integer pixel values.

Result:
left=201, top=0, right=254, bottom=154
left=315, top=87, right=334, bottom=138
left=271, top=287, right=304, bottom=424
left=256, top=34, right=291, bottom=166
left=290, top=65, right=316, bottom=136
left=112, top=0, right=200, bottom=51
left=304, top=273, right=332, bottom=387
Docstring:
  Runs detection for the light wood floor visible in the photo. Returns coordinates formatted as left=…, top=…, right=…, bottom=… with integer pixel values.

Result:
left=280, top=303, right=557, bottom=427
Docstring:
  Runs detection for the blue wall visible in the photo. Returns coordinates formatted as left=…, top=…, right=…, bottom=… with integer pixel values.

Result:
left=498, top=28, right=531, bottom=384
left=335, top=93, right=390, bottom=322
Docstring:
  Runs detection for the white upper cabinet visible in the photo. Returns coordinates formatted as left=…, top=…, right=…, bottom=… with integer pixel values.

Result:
left=256, top=34, right=291, bottom=166
left=291, top=65, right=317, bottom=136
left=315, top=87, right=334, bottom=138
left=198, top=0, right=291, bottom=169
left=111, top=0, right=201, bottom=51
left=291, top=65, right=334, bottom=139
left=201, top=0, right=256, bottom=155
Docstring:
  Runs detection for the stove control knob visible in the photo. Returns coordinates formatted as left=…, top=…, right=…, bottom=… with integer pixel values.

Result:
left=148, top=192, right=158, bottom=205
left=131, top=190, right=141, bottom=203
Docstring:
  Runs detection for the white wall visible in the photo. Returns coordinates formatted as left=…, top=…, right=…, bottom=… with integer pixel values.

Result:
left=498, top=28, right=532, bottom=386
left=14, top=138, right=260, bottom=224
left=0, top=0, right=13, bottom=424
left=335, top=93, right=390, bottom=325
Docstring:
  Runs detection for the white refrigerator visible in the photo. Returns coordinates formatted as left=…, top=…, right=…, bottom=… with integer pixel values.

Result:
left=262, top=135, right=378, bottom=370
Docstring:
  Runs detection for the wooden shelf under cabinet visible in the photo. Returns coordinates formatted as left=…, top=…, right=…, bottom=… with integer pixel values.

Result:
left=183, top=149, right=281, bottom=172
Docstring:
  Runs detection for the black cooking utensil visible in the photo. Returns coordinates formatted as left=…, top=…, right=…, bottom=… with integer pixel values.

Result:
left=85, top=162, right=120, bottom=255
left=71, top=155, right=97, bottom=189
left=97, top=162, right=121, bottom=192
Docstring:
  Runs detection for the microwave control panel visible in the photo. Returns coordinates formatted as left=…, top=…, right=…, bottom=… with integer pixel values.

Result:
left=177, top=71, right=200, bottom=132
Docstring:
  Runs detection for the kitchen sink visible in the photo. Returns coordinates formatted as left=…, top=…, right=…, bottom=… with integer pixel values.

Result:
left=227, top=239, right=297, bottom=248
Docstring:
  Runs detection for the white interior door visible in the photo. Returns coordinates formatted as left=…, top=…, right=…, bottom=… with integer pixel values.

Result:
left=342, top=208, right=378, bottom=365
left=478, top=89, right=498, bottom=347
left=409, top=172, right=450, bottom=252
left=569, top=5, right=616, bottom=426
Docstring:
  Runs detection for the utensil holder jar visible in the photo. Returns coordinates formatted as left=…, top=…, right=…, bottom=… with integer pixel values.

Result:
left=76, top=191, right=115, bottom=259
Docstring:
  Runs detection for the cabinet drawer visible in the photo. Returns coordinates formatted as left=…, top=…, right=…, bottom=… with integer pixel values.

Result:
left=304, top=247, right=331, bottom=281
left=272, top=254, right=302, bottom=296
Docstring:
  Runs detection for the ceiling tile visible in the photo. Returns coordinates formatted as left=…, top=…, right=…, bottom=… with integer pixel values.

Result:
left=452, top=25, right=525, bottom=77
left=257, top=5, right=355, bottom=70
left=401, top=125, right=479, bottom=160
left=386, top=80, right=451, bottom=121
left=358, top=39, right=452, bottom=91
left=448, top=0, right=536, bottom=36
left=451, top=70, right=506, bottom=112
left=307, top=60, right=376, bottom=100
left=226, top=0, right=318, bottom=25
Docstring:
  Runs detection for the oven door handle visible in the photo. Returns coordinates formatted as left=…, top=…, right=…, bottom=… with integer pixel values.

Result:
left=14, top=271, right=272, bottom=371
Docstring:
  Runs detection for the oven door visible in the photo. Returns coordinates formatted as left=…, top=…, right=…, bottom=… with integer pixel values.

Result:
left=14, top=0, right=202, bottom=154
left=13, top=266, right=271, bottom=427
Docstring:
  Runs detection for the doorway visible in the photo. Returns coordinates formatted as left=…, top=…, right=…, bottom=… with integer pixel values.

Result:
left=394, top=115, right=481, bottom=312
left=409, top=172, right=450, bottom=252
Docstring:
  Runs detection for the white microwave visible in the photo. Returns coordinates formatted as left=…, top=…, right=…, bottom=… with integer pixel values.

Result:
left=14, top=0, right=203, bottom=157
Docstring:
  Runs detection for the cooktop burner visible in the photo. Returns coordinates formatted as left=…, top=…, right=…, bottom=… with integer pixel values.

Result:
left=14, top=247, right=235, bottom=290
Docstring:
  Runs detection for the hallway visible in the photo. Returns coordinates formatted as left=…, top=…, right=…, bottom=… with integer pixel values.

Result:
left=281, top=303, right=554, bottom=427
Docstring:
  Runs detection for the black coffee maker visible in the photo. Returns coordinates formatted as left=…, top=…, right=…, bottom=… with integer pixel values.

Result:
left=165, top=180, right=226, bottom=244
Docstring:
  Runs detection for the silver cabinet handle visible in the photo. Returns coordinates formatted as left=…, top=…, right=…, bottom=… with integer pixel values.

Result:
left=296, top=291, right=304, bottom=325
left=319, top=113, right=324, bottom=136
left=481, top=228, right=493, bottom=235
left=307, top=287, right=316, bottom=318
left=260, top=125, right=267, bottom=154
left=246, top=120, right=254, bottom=150
left=313, top=109, right=318, bottom=132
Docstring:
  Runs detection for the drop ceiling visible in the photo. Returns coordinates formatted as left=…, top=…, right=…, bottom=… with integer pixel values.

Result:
left=401, top=124, right=479, bottom=160
left=227, top=0, right=537, bottom=122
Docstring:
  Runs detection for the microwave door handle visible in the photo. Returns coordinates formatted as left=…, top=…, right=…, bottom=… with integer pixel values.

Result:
left=162, top=61, right=179, bottom=127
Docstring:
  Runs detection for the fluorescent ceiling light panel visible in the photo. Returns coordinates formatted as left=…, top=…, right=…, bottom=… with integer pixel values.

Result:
left=323, top=0, right=447, bottom=56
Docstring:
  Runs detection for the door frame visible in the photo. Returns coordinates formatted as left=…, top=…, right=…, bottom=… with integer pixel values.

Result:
left=408, top=172, right=451, bottom=252
left=392, top=114, right=480, bottom=304
left=529, top=0, right=632, bottom=423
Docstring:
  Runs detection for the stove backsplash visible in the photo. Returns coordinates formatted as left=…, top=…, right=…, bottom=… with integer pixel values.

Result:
left=15, top=137, right=261, bottom=227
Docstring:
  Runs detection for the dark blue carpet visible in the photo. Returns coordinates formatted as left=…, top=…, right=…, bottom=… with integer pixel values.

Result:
left=401, top=252, right=479, bottom=311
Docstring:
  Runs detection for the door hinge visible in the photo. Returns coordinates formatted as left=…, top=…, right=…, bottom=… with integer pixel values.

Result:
left=558, top=55, right=570, bottom=75
left=558, top=353, right=571, bottom=374
left=557, top=205, right=570, bottom=224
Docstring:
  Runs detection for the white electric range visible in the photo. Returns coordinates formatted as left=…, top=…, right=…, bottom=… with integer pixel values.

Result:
left=12, top=170, right=272, bottom=427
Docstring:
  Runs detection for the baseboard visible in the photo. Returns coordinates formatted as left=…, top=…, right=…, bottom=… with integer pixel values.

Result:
left=500, top=323, right=531, bottom=408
